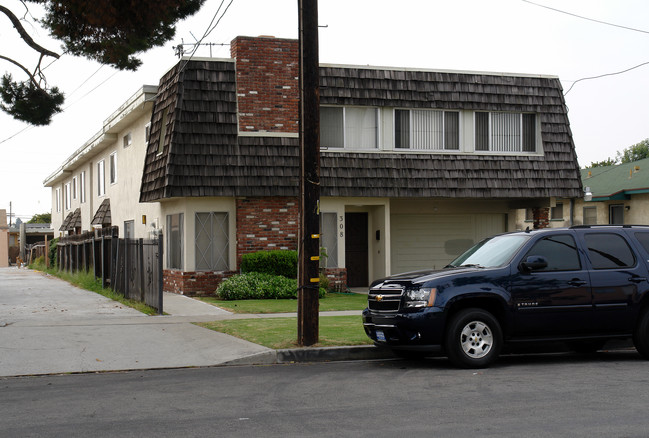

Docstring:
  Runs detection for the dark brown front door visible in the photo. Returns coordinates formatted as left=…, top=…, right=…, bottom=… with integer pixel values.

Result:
left=345, top=213, right=369, bottom=287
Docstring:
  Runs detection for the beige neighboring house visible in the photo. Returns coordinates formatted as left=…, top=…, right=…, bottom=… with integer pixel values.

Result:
left=516, top=157, right=649, bottom=229
left=0, top=209, right=8, bottom=267
left=44, top=86, right=161, bottom=239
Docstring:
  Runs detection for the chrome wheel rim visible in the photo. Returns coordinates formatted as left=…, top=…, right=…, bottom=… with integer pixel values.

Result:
left=460, top=320, right=493, bottom=359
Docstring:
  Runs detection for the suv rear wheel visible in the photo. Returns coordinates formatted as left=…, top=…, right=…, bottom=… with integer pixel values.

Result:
left=633, top=309, right=649, bottom=359
left=445, top=308, right=502, bottom=368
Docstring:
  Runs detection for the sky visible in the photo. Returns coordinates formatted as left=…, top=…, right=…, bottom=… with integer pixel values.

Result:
left=1, top=0, right=648, bottom=222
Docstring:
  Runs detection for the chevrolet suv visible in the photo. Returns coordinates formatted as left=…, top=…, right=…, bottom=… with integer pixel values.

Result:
left=363, top=225, right=649, bottom=368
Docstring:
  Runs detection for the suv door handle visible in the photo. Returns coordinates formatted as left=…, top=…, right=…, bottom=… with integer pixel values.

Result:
left=568, top=279, right=587, bottom=287
left=628, top=277, right=647, bottom=283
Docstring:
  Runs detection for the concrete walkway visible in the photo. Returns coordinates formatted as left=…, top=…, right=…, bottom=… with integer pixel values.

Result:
left=0, top=267, right=386, bottom=377
left=0, top=267, right=271, bottom=377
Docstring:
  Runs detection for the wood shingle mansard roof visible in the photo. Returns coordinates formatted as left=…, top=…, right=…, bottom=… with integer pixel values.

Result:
left=139, top=59, right=582, bottom=202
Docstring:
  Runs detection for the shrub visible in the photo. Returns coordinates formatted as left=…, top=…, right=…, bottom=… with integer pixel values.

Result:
left=240, top=250, right=298, bottom=278
left=216, top=272, right=326, bottom=300
left=49, top=238, right=59, bottom=268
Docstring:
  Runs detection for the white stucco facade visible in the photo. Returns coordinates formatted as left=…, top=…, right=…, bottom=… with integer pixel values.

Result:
left=44, top=86, right=161, bottom=239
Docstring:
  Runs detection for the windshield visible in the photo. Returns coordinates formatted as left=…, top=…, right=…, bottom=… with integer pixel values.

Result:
left=449, top=234, right=530, bottom=269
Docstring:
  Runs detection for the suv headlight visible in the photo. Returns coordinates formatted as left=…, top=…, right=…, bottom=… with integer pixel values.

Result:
left=404, top=287, right=437, bottom=308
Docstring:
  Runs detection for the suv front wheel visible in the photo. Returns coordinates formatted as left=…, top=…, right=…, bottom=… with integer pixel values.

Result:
left=445, top=308, right=503, bottom=368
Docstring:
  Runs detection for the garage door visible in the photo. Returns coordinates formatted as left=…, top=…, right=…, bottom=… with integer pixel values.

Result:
left=390, top=214, right=505, bottom=274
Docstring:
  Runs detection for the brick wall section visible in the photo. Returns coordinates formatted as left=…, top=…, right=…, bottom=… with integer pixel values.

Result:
left=323, top=268, right=347, bottom=292
left=236, top=197, right=299, bottom=268
left=163, top=269, right=236, bottom=296
left=230, top=36, right=299, bottom=133
left=532, top=207, right=550, bottom=229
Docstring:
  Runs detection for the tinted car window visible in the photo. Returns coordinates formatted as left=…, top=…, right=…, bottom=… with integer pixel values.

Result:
left=584, top=233, right=635, bottom=269
left=634, top=232, right=649, bottom=254
left=524, top=234, right=581, bottom=271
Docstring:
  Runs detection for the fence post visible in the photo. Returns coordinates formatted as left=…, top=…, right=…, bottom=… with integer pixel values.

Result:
left=124, top=238, right=128, bottom=298
left=139, top=238, right=145, bottom=302
left=158, top=232, right=163, bottom=315
left=101, top=234, right=105, bottom=289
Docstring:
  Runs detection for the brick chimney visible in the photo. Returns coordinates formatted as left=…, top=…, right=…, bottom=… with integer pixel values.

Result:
left=230, top=36, right=299, bottom=133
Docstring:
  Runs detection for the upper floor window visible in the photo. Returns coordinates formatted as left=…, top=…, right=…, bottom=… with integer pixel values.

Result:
left=109, top=152, right=117, bottom=184
left=158, top=109, right=170, bottom=155
left=64, top=183, right=71, bottom=211
left=395, top=109, right=459, bottom=150
left=123, top=132, right=132, bottom=148
left=55, top=188, right=61, bottom=213
left=72, top=176, right=77, bottom=200
left=320, top=106, right=378, bottom=149
left=80, top=171, right=86, bottom=203
left=475, top=112, right=537, bottom=153
left=97, top=160, right=105, bottom=196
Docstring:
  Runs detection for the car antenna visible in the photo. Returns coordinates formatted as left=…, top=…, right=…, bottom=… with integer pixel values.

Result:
left=525, top=226, right=531, bottom=233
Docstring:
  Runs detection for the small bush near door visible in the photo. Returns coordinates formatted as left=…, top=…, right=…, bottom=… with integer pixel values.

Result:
left=216, top=271, right=326, bottom=300
left=240, top=250, right=297, bottom=278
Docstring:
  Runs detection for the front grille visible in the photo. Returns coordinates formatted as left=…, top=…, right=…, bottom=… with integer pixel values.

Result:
left=368, top=284, right=403, bottom=312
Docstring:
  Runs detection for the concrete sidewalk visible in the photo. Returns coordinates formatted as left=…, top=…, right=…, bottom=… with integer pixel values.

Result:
left=0, top=267, right=390, bottom=377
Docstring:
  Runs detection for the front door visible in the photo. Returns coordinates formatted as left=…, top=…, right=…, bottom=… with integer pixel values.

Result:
left=345, top=213, right=369, bottom=287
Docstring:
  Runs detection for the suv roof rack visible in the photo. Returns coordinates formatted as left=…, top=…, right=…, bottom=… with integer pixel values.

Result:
left=570, top=224, right=649, bottom=229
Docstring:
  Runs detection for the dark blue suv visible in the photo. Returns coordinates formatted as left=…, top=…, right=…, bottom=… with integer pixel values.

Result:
left=363, top=225, right=649, bottom=368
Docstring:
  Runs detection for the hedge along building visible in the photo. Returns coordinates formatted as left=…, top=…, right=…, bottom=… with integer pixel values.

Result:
left=138, top=35, right=583, bottom=294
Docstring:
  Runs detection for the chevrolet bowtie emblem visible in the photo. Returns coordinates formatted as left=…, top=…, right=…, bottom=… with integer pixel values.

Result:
left=376, top=295, right=384, bottom=302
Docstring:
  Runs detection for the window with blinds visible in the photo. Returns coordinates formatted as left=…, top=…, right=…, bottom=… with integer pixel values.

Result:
left=395, top=109, right=459, bottom=150
left=320, top=106, right=378, bottom=149
left=475, top=112, right=537, bottom=153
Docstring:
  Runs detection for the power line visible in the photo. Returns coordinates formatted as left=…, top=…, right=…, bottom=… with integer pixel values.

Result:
left=564, top=60, right=649, bottom=96
left=522, top=0, right=649, bottom=35
left=0, top=68, right=119, bottom=144
left=62, top=70, right=119, bottom=110
left=179, top=0, right=235, bottom=73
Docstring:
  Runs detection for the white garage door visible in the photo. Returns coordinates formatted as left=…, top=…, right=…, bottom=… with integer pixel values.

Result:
left=390, top=214, right=505, bottom=274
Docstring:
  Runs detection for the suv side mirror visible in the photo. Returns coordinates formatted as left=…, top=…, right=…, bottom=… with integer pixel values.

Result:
left=520, top=255, right=548, bottom=272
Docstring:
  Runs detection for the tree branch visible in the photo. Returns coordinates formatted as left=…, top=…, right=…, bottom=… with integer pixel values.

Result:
left=0, top=54, right=39, bottom=87
left=0, top=5, right=60, bottom=60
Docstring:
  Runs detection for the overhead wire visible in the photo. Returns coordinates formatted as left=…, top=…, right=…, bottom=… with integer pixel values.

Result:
left=521, top=1, right=649, bottom=96
left=178, top=0, right=235, bottom=74
left=521, top=0, right=649, bottom=34
left=564, top=60, right=649, bottom=96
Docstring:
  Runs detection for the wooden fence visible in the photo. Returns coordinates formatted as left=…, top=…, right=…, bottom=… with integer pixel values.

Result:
left=57, top=227, right=163, bottom=313
left=25, top=241, right=48, bottom=265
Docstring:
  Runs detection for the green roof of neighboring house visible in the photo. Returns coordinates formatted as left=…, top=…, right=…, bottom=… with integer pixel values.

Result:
left=582, top=157, right=649, bottom=201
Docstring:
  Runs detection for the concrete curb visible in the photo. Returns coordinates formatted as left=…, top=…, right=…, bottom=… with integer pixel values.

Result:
left=223, top=345, right=396, bottom=366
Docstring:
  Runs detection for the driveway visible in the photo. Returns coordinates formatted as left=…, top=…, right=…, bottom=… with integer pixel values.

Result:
left=0, top=267, right=271, bottom=377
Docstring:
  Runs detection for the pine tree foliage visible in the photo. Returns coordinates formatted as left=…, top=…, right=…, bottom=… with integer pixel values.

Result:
left=0, top=0, right=206, bottom=125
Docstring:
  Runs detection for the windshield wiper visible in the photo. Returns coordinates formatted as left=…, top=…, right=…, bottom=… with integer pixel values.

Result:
left=460, top=263, right=484, bottom=268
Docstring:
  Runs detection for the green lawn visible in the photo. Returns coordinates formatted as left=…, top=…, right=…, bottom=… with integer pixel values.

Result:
left=198, top=292, right=368, bottom=314
left=196, top=315, right=373, bottom=349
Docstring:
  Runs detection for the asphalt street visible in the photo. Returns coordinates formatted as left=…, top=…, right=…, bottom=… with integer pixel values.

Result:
left=2, top=352, right=648, bottom=437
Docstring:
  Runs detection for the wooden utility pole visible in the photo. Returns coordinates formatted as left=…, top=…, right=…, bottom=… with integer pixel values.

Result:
left=297, top=0, right=320, bottom=346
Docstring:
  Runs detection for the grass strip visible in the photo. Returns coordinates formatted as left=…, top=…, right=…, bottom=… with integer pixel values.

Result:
left=198, top=292, right=368, bottom=314
left=29, top=261, right=158, bottom=315
left=197, top=315, right=373, bottom=349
